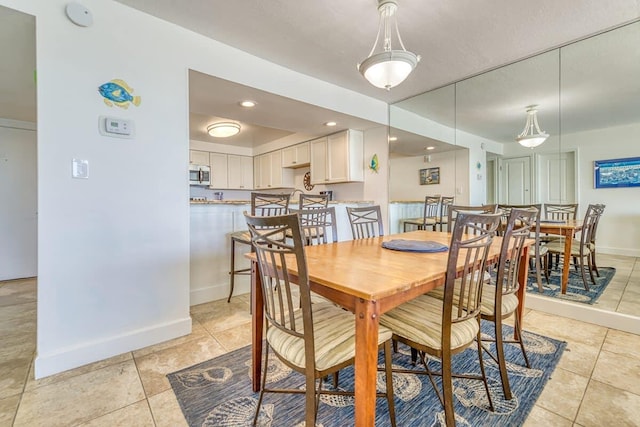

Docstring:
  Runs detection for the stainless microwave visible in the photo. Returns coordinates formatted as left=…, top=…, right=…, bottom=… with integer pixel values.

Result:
left=189, top=164, right=211, bottom=186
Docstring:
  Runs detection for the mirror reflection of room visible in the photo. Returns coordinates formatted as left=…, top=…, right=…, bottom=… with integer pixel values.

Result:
left=389, top=21, right=640, bottom=324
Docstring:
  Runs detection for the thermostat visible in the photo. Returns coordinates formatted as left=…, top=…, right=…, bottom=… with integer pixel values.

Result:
left=99, top=116, right=135, bottom=139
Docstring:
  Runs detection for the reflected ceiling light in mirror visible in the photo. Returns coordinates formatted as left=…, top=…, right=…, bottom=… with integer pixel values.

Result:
left=357, top=0, right=420, bottom=90
left=240, top=100, right=256, bottom=108
left=389, top=136, right=398, bottom=141
left=426, top=146, right=435, bottom=150
left=516, top=105, right=548, bottom=148
left=324, top=121, right=337, bottom=127
left=207, top=122, right=241, bottom=138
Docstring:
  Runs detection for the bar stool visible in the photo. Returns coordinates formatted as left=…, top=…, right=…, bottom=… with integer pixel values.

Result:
left=227, top=192, right=291, bottom=303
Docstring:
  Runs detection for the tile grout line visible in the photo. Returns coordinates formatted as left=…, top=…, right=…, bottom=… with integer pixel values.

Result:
left=572, top=327, right=609, bottom=423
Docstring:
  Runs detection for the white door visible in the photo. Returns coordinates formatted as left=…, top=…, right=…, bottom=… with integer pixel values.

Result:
left=537, top=151, right=576, bottom=204
left=499, top=156, right=531, bottom=205
left=0, top=125, right=37, bottom=280
left=486, top=158, right=496, bottom=204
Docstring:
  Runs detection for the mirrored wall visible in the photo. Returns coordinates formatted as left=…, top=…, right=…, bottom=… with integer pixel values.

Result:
left=388, top=20, right=640, bottom=330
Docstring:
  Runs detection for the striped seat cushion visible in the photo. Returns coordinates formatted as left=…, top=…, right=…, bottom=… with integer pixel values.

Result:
left=404, top=217, right=437, bottom=225
left=545, top=239, right=593, bottom=256
left=266, top=302, right=392, bottom=371
left=380, top=295, right=479, bottom=352
left=428, top=280, right=519, bottom=317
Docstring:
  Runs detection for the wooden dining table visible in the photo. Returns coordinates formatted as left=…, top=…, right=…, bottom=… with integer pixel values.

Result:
left=248, top=230, right=530, bottom=427
left=539, top=219, right=584, bottom=294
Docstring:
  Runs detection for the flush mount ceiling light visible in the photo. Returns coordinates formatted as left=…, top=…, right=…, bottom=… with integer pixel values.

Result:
left=358, top=0, right=420, bottom=90
left=324, top=121, right=337, bottom=127
left=207, top=122, right=241, bottom=138
left=240, top=100, right=256, bottom=108
left=516, top=105, right=549, bottom=148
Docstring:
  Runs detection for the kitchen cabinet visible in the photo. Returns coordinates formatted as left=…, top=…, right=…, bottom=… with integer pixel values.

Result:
left=227, top=155, right=253, bottom=190
left=282, top=142, right=310, bottom=168
left=209, top=153, right=228, bottom=188
left=189, top=150, right=210, bottom=166
left=310, top=130, right=364, bottom=184
left=254, top=150, right=293, bottom=189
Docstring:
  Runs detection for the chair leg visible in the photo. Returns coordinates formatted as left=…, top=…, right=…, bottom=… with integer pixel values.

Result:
left=591, top=251, right=600, bottom=277
left=492, top=316, right=512, bottom=400
left=579, top=255, right=590, bottom=292
left=441, top=347, right=456, bottom=427
left=476, top=321, right=495, bottom=411
left=383, top=340, right=397, bottom=427
left=227, top=238, right=236, bottom=303
left=253, top=345, right=270, bottom=426
left=587, top=254, right=597, bottom=288
left=514, top=309, right=531, bottom=369
left=305, top=371, right=317, bottom=427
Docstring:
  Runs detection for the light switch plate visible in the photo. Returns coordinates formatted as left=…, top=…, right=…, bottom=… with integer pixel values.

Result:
left=72, top=159, right=89, bottom=179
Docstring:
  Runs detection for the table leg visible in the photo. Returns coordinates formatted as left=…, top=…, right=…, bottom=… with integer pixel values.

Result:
left=561, top=230, right=573, bottom=294
left=251, top=260, right=263, bottom=392
left=515, top=245, right=530, bottom=341
left=354, top=298, right=380, bottom=427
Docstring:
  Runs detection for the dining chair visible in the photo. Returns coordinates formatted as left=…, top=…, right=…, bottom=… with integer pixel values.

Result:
left=227, top=192, right=290, bottom=303
left=447, top=204, right=499, bottom=234
left=479, top=207, right=537, bottom=400
left=292, top=206, right=338, bottom=246
left=346, top=205, right=384, bottom=239
left=245, top=212, right=396, bottom=427
left=298, top=193, right=330, bottom=210
left=589, top=204, right=606, bottom=277
left=545, top=204, right=603, bottom=291
left=403, top=195, right=441, bottom=232
left=498, top=203, right=549, bottom=292
left=437, top=196, right=455, bottom=231
left=380, top=211, right=501, bottom=427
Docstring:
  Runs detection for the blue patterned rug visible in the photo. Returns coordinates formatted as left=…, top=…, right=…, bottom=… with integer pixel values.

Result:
left=168, top=323, right=565, bottom=426
left=527, top=265, right=615, bottom=304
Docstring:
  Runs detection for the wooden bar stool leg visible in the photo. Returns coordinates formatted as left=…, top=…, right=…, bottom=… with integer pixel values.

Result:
left=227, top=238, right=236, bottom=303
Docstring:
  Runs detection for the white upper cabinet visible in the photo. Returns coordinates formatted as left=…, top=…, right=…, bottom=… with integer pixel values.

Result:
left=310, top=130, right=364, bottom=184
left=189, top=150, right=210, bottom=166
left=227, top=155, right=254, bottom=190
left=209, top=153, right=228, bottom=189
left=254, top=150, right=293, bottom=189
left=282, top=142, right=310, bottom=168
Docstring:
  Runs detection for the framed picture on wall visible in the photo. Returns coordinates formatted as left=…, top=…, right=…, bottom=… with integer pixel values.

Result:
left=420, top=167, right=440, bottom=185
left=594, top=157, right=640, bottom=188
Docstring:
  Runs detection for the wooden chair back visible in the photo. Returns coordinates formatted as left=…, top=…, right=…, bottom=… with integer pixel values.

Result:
left=495, top=208, right=537, bottom=300
left=299, top=193, right=330, bottom=210
left=244, top=213, right=315, bottom=365
left=346, top=205, right=384, bottom=239
left=439, top=196, right=455, bottom=231
left=447, top=204, right=499, bottom=234
left=444, top=212, right=501, bottom=330
left=544, top=203, right=578, bottom=221
left=251, top=192, right=291, bottom=216
left=293, top=206, right=338, bottom=245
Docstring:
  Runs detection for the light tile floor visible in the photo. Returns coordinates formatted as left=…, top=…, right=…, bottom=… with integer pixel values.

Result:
left=1, top=277, right=639, bottom=426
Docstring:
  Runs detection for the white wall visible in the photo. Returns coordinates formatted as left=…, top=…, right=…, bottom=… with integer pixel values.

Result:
left=389, top=151, right=463, bottom=201
left=0, top=0, right=389, bottom=377
left=0, top=120, right=37, bottom=280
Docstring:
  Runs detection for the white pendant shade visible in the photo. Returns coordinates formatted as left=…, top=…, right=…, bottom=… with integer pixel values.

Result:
left=516, top=106, right=548, bottom=148
left=358, top=0, right=419, bottom=90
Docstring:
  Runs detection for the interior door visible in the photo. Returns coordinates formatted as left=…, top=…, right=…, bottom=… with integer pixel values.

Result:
left=537, top=151, right=576, bottom=204
left=0, top=125, right=37, bottom=280
left=499, top=156, right=531, bottom=204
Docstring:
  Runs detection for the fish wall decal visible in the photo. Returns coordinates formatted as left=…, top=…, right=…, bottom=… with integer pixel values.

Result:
left=98, top=79, right=141, bottom=109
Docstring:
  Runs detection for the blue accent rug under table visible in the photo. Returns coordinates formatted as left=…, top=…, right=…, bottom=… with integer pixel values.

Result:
left=527, top=266, right=616, bottom=304
left=168, top=323, right=565, bottom=426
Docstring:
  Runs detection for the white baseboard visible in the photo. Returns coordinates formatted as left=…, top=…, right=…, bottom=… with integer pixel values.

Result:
left=190, top=279, right=250, bottom=306
left=526, top=294, right=640, bottom=335
left=34, top=316, right=192, bottom=379
left=600, top=246, right=640, bottom=258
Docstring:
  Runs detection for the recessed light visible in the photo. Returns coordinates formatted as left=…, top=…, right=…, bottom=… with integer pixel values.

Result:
left=426, top=146, right=435, bottom=150
left=389, top=136, right=398, bottom=141
left=240, top=100, right=256, bottom=108
left=324, top=121, right=337, bottom=127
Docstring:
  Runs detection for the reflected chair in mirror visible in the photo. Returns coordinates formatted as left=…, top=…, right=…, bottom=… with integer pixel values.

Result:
left=437, top=196, right=455, bottom=231
left=545, top=204, right=604, bottom=291
left=498, top=203, right=549, bottom=292
left=542, top=203, right=579, bottom=243
left=403, top=196, right=440, bottom=232
left=380, top=211, right=501, bottom=427
left=245, top=212, right=396, bottom=427
left=227, top=192, right=291, bottom=303
left=589, top=204, right=606, bottom=276
left=346, top=205, right=384, bottom=239
left=447, top=204, right=499, bottom=234
left=479, top=207, right=537, bottom=400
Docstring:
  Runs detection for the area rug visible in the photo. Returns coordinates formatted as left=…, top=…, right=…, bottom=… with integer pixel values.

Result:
left=527, top=265, right=616, bottom=304
left=168, top=324, right=565, bottom=427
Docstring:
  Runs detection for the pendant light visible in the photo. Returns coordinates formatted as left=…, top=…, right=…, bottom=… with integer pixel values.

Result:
left=358, top=0, right=420, bottom=90
left=516, top=105, right=549, bottom=148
